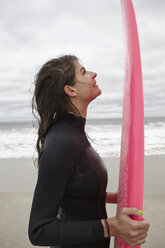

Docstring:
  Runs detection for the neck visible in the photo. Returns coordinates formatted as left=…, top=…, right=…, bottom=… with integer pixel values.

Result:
left=70, top=99, right=88, bottom=119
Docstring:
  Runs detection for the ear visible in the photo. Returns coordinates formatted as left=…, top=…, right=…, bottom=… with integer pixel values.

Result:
left=64, top=85, right=77, bottom=97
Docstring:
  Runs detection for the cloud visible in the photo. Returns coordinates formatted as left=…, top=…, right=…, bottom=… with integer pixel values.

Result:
left=0, top=0, right=164, bottom=121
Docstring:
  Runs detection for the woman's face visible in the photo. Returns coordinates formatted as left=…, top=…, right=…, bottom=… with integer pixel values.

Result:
left=73, top=60, right=102, bottom=104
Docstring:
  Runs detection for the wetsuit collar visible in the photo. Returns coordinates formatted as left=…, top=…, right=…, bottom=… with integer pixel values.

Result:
left=60, top=113, right=86, bottom=131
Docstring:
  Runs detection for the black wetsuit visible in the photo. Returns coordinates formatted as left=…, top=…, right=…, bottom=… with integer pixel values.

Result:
left=28, top=113, right=110, bottom=248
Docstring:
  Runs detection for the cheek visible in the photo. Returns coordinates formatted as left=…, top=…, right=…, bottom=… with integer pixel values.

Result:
left=83, top=84, right=93, bottom=96
left=78, top=83, right=93, bottom=100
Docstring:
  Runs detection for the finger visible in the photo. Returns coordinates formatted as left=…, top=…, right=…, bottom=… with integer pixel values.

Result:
left=132, top=232, right=148, bottom=241
left=122, top=207, right=143, bottom=217
left=138, top=233, right=148, bottom=240
left=135, top=220, right=150, bottom=230
left=142, top=217, right=151, bottom=228
left=137, top=238, right=146, bottom=246
left=131, top=238, right=146, bottom=247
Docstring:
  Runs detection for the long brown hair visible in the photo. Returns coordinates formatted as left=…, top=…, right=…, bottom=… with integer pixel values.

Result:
left=32, top=54, right=79, bottom=167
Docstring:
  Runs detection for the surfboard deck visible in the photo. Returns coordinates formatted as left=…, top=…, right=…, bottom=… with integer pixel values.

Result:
left=114, top=0, right=144, bottom=247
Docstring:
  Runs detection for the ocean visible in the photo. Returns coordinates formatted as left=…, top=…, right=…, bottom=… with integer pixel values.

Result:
left=0, top=117, right=165, bottom=158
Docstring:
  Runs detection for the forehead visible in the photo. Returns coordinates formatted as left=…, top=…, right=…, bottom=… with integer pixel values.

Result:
left=74, top=61, right=84, bottom=73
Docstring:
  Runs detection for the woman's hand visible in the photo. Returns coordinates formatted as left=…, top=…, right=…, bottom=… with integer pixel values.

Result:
left=107, top=207, right=150, bottom=246
left=106, top=191, right=118, bottom=204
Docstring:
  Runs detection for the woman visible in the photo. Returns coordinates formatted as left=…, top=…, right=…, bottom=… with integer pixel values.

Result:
left=28, top=55, right=150, bottom=248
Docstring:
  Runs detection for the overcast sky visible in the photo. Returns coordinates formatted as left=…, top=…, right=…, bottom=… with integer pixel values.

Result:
left=0, top=0, right=165, bottom=121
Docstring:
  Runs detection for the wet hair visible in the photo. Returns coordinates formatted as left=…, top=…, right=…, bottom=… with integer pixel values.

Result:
left=31, top=54, right=80, bottom=167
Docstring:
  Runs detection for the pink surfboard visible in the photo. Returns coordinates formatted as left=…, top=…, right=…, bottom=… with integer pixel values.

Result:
left=115, top=0, right=144, bottom=248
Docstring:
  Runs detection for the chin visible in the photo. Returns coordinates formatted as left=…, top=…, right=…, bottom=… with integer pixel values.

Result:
left=91, top=89, right=102, bottom=101
left=96, top=88, right=102, bottom=97
left=98, top=88, right=102, bottom=95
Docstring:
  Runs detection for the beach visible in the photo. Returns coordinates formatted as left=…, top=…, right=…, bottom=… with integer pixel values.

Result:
left=0, top=156, right=165, bottom=248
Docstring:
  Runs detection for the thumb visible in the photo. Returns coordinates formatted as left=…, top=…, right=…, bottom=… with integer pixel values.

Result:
left=122, top=207, right=143, bottom=216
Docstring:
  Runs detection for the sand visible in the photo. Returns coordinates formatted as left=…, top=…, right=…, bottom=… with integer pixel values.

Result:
left=0, top=156, right=165, bottom=248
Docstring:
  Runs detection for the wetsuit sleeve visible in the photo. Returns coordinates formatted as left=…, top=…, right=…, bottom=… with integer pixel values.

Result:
left=28, top=133, right=104, bottom=246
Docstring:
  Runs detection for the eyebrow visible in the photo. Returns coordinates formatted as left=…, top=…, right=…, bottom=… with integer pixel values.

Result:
left=80, top=67, right=85, bottom=73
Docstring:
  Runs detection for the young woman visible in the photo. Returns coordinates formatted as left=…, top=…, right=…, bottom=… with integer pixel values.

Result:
left=28, top=55, right=150, bottom=248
